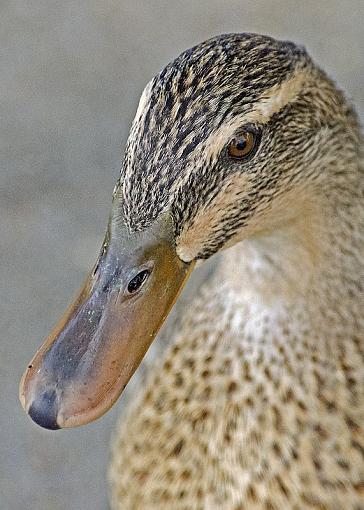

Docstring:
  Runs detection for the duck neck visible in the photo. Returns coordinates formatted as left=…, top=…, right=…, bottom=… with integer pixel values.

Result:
left=220, top=159, right=364, bottom=317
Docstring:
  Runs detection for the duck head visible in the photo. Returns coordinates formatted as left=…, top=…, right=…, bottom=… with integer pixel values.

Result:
left=20, top=33, right=359, bottom=429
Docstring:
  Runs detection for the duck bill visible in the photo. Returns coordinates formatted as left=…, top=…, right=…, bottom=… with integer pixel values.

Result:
left=19, top=214, right=193, bottom=429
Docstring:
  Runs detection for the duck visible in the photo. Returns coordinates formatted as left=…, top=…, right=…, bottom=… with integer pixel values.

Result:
left=19, top=33, right=363, bottom=509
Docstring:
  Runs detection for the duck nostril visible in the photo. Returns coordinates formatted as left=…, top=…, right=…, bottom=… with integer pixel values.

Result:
left=127, top=269, right=150, bottom=295
left=28, top=389, right=60, bottom=430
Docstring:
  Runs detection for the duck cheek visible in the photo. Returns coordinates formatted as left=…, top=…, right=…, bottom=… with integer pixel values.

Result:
left=19, top=232, right=194, bottom=429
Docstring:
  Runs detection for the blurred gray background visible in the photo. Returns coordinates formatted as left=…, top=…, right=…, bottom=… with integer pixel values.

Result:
left=1, top=1, right=363, bottom=509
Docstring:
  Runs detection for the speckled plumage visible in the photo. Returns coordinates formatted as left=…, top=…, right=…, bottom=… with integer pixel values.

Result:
left=109, top=34, right=364, bottom=509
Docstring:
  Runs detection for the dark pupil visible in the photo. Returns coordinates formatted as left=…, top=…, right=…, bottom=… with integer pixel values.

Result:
left=127, top=270, right=150, bottom=294
left=235, top=138, right=247, bottom=151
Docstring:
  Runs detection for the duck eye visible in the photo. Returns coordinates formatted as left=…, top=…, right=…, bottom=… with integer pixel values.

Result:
left=127, top=269, right=150, bottom=294
left=228, top=131, right=256, bottom=159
